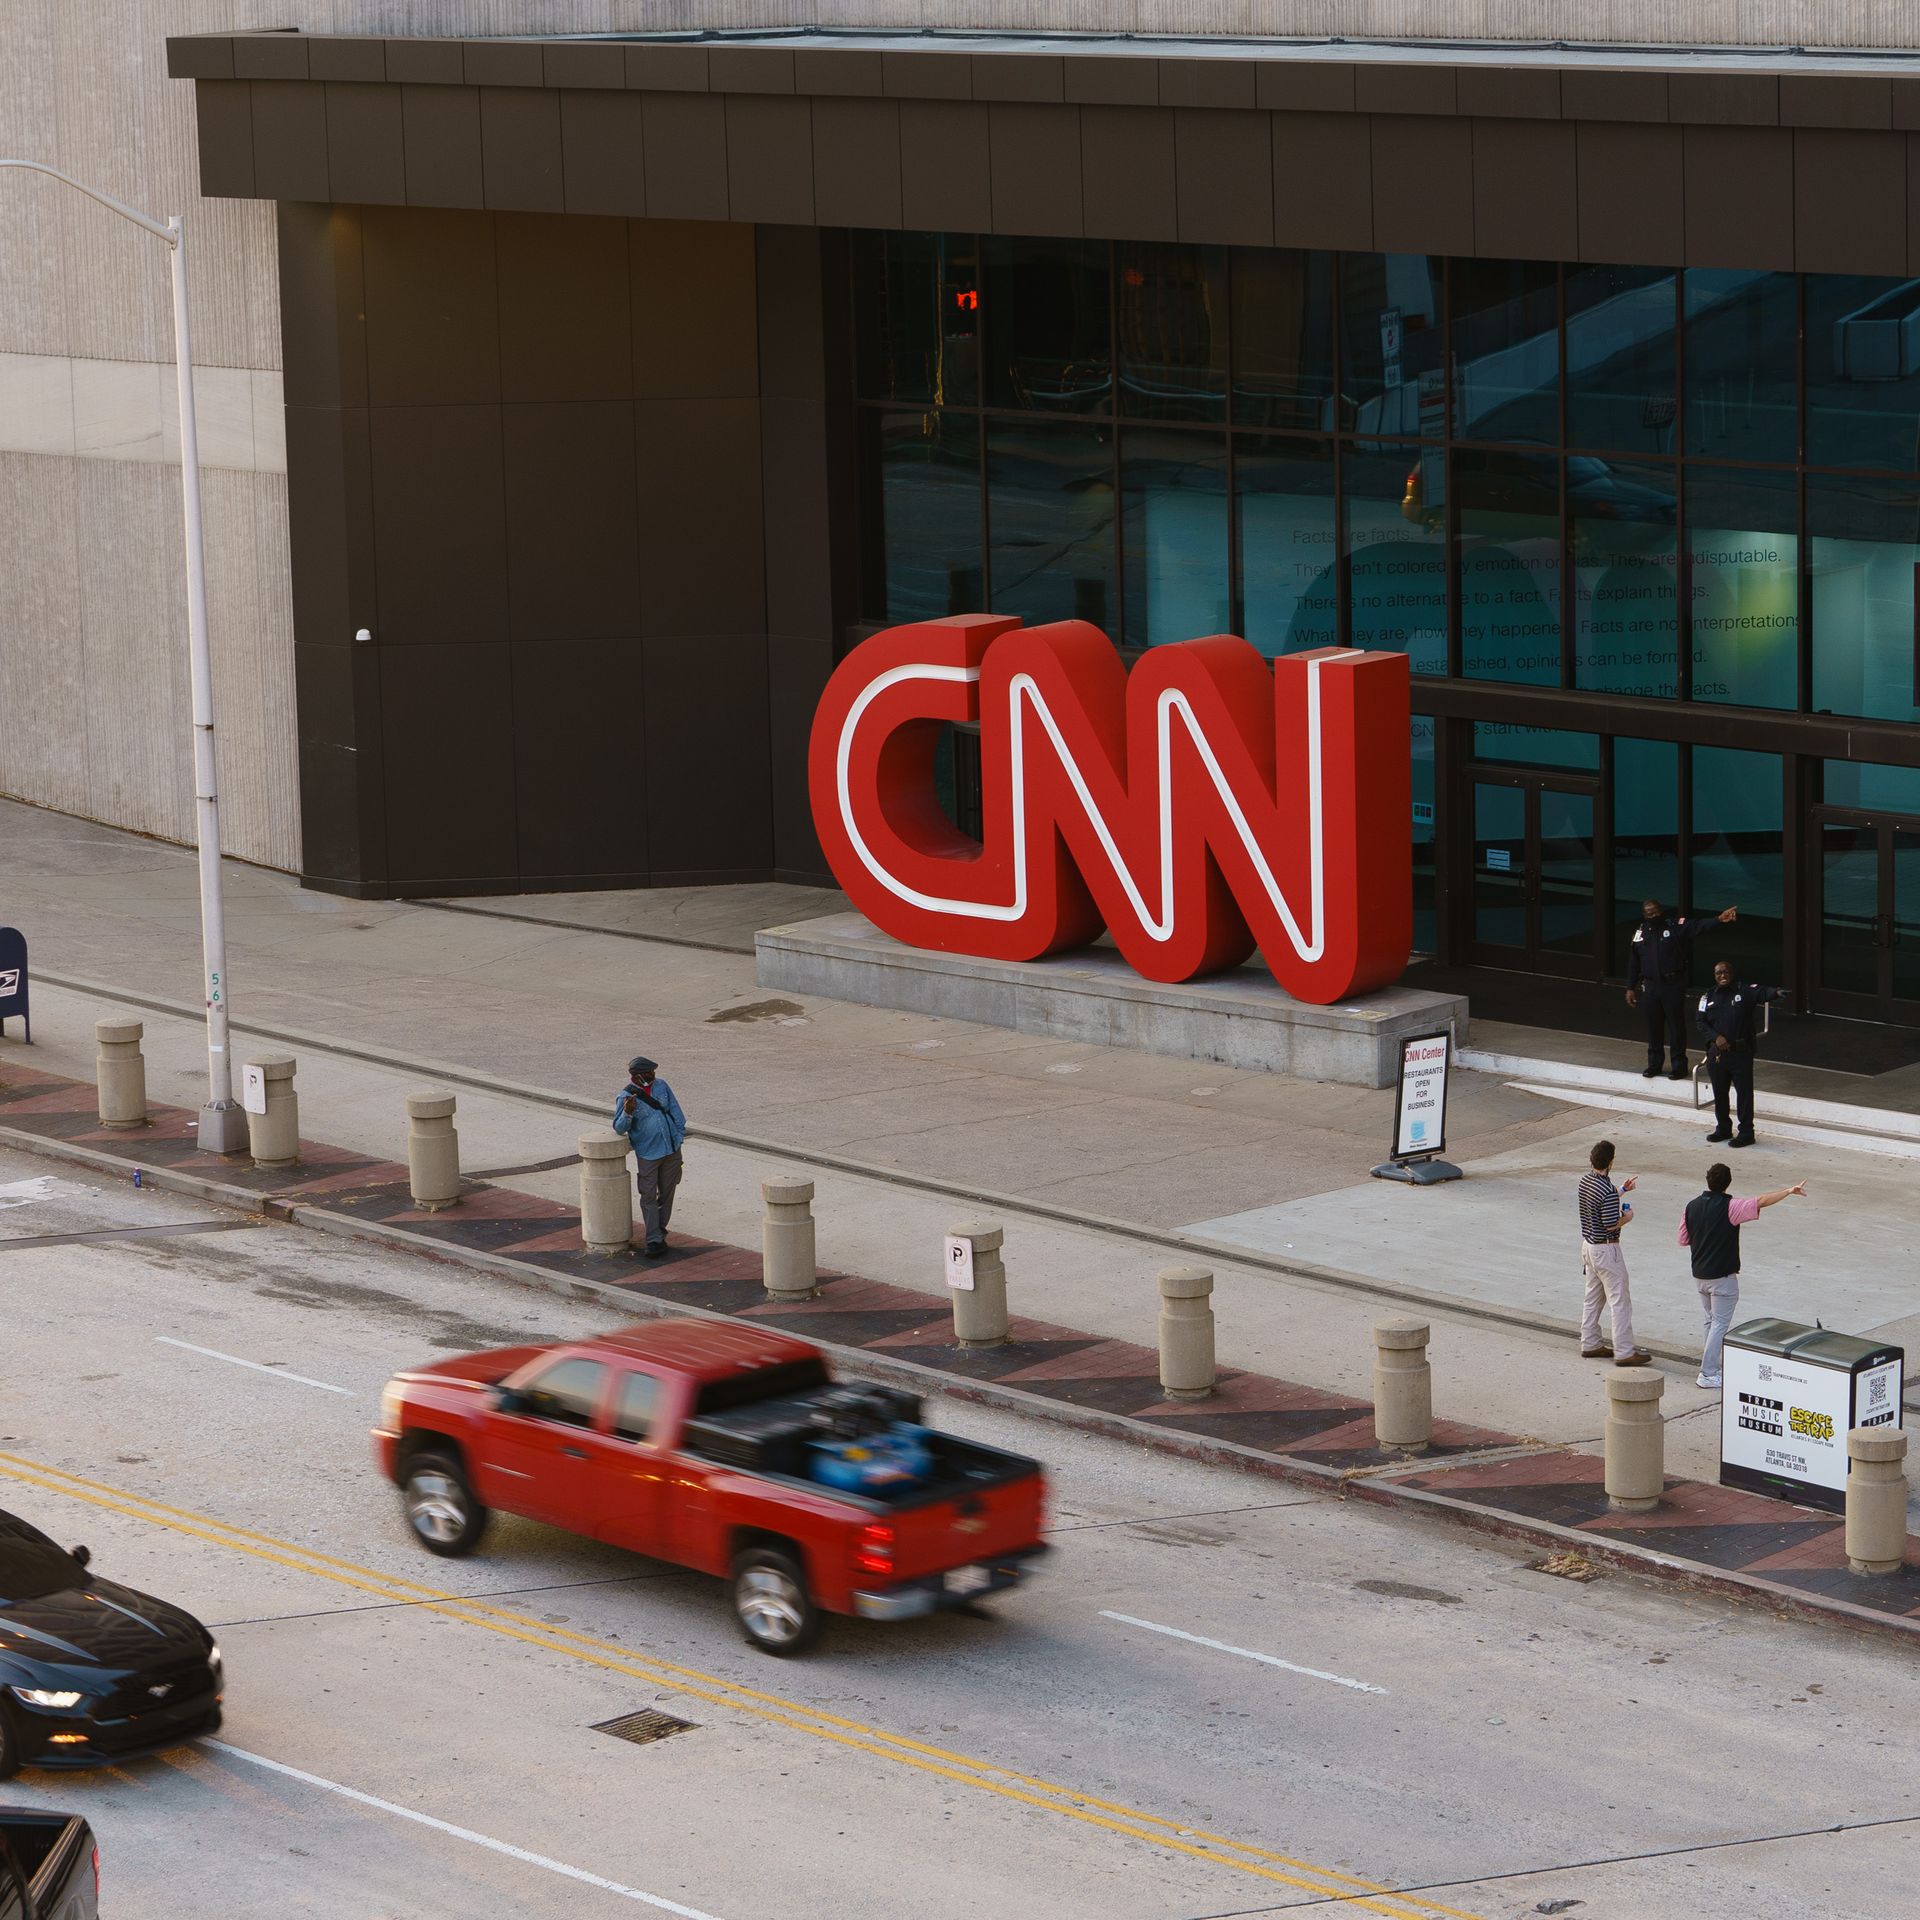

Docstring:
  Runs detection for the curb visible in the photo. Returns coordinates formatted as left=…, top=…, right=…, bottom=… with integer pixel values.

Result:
left=20, top=970, right=1710, bottom=1367
left=5, top=1118, right=1914, bottom=1650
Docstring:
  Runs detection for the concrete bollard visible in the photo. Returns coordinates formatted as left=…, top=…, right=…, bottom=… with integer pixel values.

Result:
left=1157, top=1266, right=1217, bottom=1400
left=578, top=1132, right=633, bottom=1252
left=95, top=1018, right=148, bottom=1129
left=1373, top=1319, right=1432, bottom=1452
left=762, top=1175, right=818, bottom=1301
left=1845, top=1428, right=1910, bottom=1575
left=1604, top=1371, right=1666, bottom=1512
left=244, top=1055, right=299, bottom=1167
left=948, top=1222, right=1009, bottom=1348
left=405, top=1091, right=461, bottom=1211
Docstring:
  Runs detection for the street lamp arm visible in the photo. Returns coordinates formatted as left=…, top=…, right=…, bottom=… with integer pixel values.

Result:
left=0, top=157, right=175, bottom=244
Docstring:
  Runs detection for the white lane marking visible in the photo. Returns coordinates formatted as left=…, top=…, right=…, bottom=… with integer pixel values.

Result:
left=210, top=1741, right=726, bottom=1919
left=0, top=1176, right=60, bottom=1211
left=1098, top=1610, right=1387, bottom=1695
left=155, top=1337, right=355, bottom=1396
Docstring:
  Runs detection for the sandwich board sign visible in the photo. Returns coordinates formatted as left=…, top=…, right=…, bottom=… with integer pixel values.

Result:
left=0, top=927, right=28, bottom=1043
left=1371, top=1028, right=1462, bottom=1186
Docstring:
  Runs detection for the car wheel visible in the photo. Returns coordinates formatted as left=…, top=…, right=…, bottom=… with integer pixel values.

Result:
left=730, top=1548, right=819, bottom=1656
left=402, top=1451, right=488, bottom=1557
left=0, top=1703, right=20, bottom=1782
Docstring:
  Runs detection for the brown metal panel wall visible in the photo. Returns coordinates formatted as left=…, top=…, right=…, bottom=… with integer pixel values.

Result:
left=974, top=53, right=1064, bottom=104
left=193, top=80, right=255, bottom=197
left=542, top=41, right=624, bottom=92
left=480, top=88, right=565, bottom=214
left=641, top=93, right=729, bottom=221
left=496, top=214, right=632, bottom=403
left=634, top=396, right=766, bottom=635
left=900, top=100, right=991, bottom=231
left=1575, top=122, right=1685, bottom=266
left=1793, top=130, right=1907, bottom=275
left=1561, top=68, right=1668, bottom=124
left=725, top=95, right=816, bottom=226
left=360, top=208, right=500, bottom=407
left=630, top=221, right=758, bottom=400
left=251, top=80, right=329, bottom=202
left=380, top=643, right=518, bottom=884
left=368, top=405, right=509, bottom=645
left=882, top=50, right=971, bottom=102
left=1159, top=58, right=1254, bottom=111
left=1911, top=137, right=1920, bottom=273
left=641, top=635, right=772, bottom=881
left=1457, top=66, right=1560, bottom=120
left=559, top=92, right=647, bottom=217
left=325, top=84, right=405, bottom=205
left=385, top=40, right=463, bottom=87
left=1067, top=57, right=1159, bottom=108
left=811, top=98, right=904, bottom=230
left=463, top=40, right=541, bottom=89
left=625, top=43, right=706, bottom=93
left=1258, top=61, right=1355, bottom=112
left=1472, top=118, right=1577, bottom=262
left=1371, top=114, right=1474, bottom=255
left=402, top=85, right=484, bottom=209
left=1174, top=108, right=1273, bottom=247
left=502, top=400, right=641, bottom=641
left=1781, top=74, right=1892, bottom=129
left=1684, top=126, right=1795, bottom=270
left=989, top=103, right=1083, bottom=238
left=1355, top=64, right=1456, bottom=117
left=1272, top=112, right=1372, bottom=250
left=1082, top=107, right=1177, bottom=242
left=510, top=638, right=649, bottom=882
left=233, top=33, right=307, bottom=81
left=1670, top=71, right=1778, bottom=126
left=794, top=47, right=883, bottom=97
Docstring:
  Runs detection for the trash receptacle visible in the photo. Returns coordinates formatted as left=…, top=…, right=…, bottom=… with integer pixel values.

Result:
left=1721, top=1318, right=1905, bottom=1514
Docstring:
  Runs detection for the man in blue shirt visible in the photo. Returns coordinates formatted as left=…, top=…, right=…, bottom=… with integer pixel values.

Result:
left=611, top=1054, right=687, bottom=1257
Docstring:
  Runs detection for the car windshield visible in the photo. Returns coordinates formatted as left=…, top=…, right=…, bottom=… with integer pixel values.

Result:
left=0, top=1513, right=86, bottom=1602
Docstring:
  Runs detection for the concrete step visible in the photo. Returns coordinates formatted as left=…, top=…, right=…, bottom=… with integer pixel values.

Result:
left=1460, top=1046, right=1920, bottom=1154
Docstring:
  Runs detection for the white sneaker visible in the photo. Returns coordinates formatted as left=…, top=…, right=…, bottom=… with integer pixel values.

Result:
left=1695, top=1372, right=1723, bottom=1390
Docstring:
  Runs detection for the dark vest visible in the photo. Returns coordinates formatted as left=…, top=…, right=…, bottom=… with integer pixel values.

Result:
left=1685, top=1190, right=1741, bottom=1280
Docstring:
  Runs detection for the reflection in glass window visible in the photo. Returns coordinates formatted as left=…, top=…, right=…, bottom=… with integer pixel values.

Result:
left=987, top=419, right=1116, bottom=629
left=1116, top=242, right=1227, bottom=423
left=1565, top=265, right=1677, bottom=455
left=1120, top=429, right=1230, bottom=647
left=862, top=411, right=982, bottom=623
left=1231, top=248, right=1335, bottom=430
left=1692, top=745, right=1784, bottom=981
left=1805, top=275, right=1920, bottom=474
left=1613, top=738, right=1681, bottom=963
left=1687, top=466, right=1798, bottom=709
left=1810, top=474, right=1920, bottom=725
left=1345, top=443, right=1446, bottom=672
left=1824, top=757, right=1920, bottom=812
left=1457, top=449, right=1561, bottom=684
left=852, top=231, right=981, bottom=406
left=1571, top=459, right=1678, bottom=697
left=1450, top=258, right=1559, bottom=446
left=1339, top=253, right=1445, bottom=438
left=983, top=236, right=1111, bottom=414
left=1684, top=270, right=1797, bottom=464
left=1412, top=712, right=1436, bottom=953
left=520, top=1358, right=608, bottom=1429
left=1236, top=436, right=1336, bottom=657
left=1471, top=724, right=1599, bottom=770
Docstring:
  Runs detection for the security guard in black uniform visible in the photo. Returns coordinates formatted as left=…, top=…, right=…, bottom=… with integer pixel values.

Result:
left=1624, top=898, right=1737, bottom=1079
left=1695, top=959, right=1782, bottom=1148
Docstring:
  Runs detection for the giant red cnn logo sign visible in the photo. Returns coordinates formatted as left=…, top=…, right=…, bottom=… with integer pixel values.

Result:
left=807, top=617, right=1412, bottom=1005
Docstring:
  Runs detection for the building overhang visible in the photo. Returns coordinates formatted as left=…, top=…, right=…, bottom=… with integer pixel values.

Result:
left=167, top=26, right=1920, bottom=273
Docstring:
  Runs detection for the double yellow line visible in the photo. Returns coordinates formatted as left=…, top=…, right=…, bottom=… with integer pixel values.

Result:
left=0, top=1449, right=1485, bottom=1920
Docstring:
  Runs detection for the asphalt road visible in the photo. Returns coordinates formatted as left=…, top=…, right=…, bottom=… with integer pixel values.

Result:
left=0, top=1145, right=1914, bottom=1918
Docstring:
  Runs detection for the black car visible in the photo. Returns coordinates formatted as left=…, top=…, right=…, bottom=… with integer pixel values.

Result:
left=0, top=1510, right=221, bottom=1778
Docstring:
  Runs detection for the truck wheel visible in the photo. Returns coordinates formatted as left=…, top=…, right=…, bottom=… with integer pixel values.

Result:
left=402, top=1451, right=488, bottom=1557
left=0, top=1703, right=19, bottom=1781
left=730, top=1548, right=819, bottom=1656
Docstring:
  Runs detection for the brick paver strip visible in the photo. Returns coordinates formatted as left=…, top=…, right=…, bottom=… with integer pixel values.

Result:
left=3, top=1059, right=1914, bottom=1632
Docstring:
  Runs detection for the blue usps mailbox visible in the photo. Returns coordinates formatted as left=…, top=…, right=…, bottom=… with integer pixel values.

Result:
left=0, top=926, right=29, bottom=1043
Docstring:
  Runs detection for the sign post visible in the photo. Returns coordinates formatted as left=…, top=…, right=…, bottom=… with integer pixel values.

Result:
left=1371, top=1029, right=1462, bottom=1186
left=943, top=1234, right=976, bottom=1291
left=0, top=926, right=28, bottom=1043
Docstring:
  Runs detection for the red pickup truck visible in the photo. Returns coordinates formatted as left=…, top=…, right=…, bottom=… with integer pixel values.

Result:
left=374, top=1321, right=1047, bottom=1654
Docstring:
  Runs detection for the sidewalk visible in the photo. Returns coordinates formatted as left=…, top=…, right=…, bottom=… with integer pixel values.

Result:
left=2, top=1054, right=1914, bottom=1640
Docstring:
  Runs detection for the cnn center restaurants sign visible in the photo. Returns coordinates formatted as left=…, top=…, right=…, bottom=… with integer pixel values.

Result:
left=807, top=616, right=1411, bottom=1004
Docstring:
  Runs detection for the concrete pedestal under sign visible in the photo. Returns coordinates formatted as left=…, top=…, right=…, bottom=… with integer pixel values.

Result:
left=755, top=913, right=1468, bottom=1090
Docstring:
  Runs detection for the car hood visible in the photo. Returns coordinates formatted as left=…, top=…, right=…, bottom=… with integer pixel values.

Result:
left=0, top=1575, right=209, bottom=1674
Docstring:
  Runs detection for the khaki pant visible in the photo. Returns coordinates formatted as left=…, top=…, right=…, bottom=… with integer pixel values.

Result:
left=634, top=1150, right=683, bottom=1249
left=1579, top=1239, right=1635, bottom=1356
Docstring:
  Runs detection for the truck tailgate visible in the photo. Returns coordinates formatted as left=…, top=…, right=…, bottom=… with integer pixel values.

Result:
left=888, top=1467, right=1044, bottom=1579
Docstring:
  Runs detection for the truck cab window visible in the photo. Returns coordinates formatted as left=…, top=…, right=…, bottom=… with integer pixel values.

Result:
left=613, top=1371, right=659, bottom=1442
left=518, top=1358, right=608, bottom=1429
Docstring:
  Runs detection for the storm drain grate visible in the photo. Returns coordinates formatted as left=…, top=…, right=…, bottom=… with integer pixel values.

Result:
left=593, top=1708, right=697, bottom=1747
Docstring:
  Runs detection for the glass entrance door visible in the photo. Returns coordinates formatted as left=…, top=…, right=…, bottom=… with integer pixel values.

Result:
left=1472, top=774, right=1599, bottom=975
left=1814, top=809, right=1920, bottom=1024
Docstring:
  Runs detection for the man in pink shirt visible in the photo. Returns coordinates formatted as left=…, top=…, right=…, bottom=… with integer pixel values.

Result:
left=1677, top=1162, right=1806, bottom=1389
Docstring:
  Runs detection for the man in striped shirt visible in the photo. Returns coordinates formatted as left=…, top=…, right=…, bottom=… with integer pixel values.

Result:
left=1577, top=1139, right=1651, bottom=1366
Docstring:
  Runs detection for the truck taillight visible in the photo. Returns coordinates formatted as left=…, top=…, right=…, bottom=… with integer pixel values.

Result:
left=852, top=1523, right=895, bottom=1576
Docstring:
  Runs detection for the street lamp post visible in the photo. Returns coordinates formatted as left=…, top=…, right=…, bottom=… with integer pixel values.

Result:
left=1, top=159, right=247, bottom=1152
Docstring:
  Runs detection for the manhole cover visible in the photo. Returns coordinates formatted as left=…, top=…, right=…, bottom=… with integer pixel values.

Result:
left=593, top=1708, right=696, bottom=1747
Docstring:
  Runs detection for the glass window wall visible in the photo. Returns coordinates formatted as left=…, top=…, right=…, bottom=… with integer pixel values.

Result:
left=1613, top=738, right=1681, bottom=961
left=1345, top=444, right=1446, bottom=672
left=986, top=419, right=1116, bottom=629
left=1683, top=270, right=1797, bottom=466
left=1809, top=474, right=1920, bottom=726
left=1692, top=745, right=1784, bottom=981
left=1571, top=458, right=1679, bottom=698
left=1449, top=257, right=1558, bottom=446
left=1686, top=466, right=1799, bottom=710
left=1565, top=265, right=1677, bottom=456
left=1805, top=275, right=1920, bottom=474
left=1339, top=253, right=1445, bottom=438
left=862, top=410, right=983, bottom=623
left=1457, top=449, right=1561, bottom=683
left=983, top=236, right=1111, bottom=414
left=1236, top=435, right=1337, bottom=656
left=1119, top=428, right=1230, bottom=647
left=1117, top=242, right=1227, bottom=424
left=1230, top=248, right=1335, bottom=430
